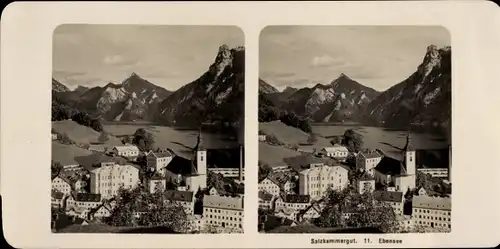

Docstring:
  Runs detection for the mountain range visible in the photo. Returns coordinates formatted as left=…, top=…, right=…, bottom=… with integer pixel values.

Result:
left=52, top=45, right=245, bottom=127
left=259, top=45, right=452, bottom=129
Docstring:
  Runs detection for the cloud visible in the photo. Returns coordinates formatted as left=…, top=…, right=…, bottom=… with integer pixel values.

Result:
left=103, top=54, right=140, bottom=66
left=260, top=71, right=296, bottom=79
left=310, top=55, right=346, bottom=68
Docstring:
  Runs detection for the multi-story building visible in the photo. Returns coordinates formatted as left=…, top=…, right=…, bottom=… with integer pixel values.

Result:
left=274, top=194, right=311, bottom=215
left=146, top=150, right=173, bottom=173
left=65, top=192, right=102, bottom=211
left=258, top=191, right=274, bottom=210
left=51, top=189, right=65, bottom=208
left=356, top=171, right=376, bottom=194
left=356, top=150, right=383, bottom=176
left=203, top=195, right=244, bottom=232
left=89, top=162, right=140, bottom=199
left=208, top=168, right=245, bottom=180
left=397, top=215, right=414, bottom=232
left=52, top=174, right=73, bottom=195
left=412, top=195, right=451, bottom=231
left=258, top=176, right=281, bottom=196
left=298, top=163, right=349, bottom=200
left=164, top=190, right=195, bottom=215
left=320, top=144, right=349, bottom=161
left=112, top=145, right=140, bottom=158
left=373, top=190, right=404, bottom=216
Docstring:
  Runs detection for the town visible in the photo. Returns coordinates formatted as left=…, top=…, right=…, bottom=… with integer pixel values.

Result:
left=51, top=127, right=245, bottom=234
left=257, top=129, right=452, bottom=233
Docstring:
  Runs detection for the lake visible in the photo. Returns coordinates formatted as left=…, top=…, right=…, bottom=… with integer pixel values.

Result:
left=312, top=124, right=450, bottom=156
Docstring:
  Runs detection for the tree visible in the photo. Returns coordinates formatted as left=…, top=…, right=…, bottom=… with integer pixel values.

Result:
left=330, top=136, right=343, bottom=145
left=307, top=133, right=318, bottom=144
left=98, top=131, right=109, bottom=143
left=132, top=128, right=155, bottom=152
left=265, top=134, right=283, bottom=146
left=51, top=161, right=63, bottom=179
left=70, top=111, right=103, bottom=132
left=343, top=129, right=364, bottom=152
left=122, top=136, right=131, bottom=145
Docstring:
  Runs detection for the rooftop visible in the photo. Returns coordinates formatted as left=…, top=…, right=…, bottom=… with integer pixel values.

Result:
left=203, top=195, right=244, bottom=210
left=412, top=195, right=451, bottom=210
left=373, top=190, right=403, bottom=203
left=374, top=156, right=407, bottom=176
left=258, top=191, right=274, bottom=201
left=71, top=192, right=102, bottom=202
left=163, top=190, right=194, bottom=203
left=113, top=145, right=140, bottom=153
left=358, top=150, right=382, bottom=159
left=281, top=194, right=310, bottom=204
left=148, top=150, right=173, bottom=158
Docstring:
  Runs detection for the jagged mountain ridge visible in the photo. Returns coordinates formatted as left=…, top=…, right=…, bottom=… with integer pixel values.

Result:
left=155, top=45, right=245, bottom=126
left=259, top=78, right=279, bottom=94
left=362, top=45, right=451, bottom=128
left=52, top=73, right=172, bottom=122
left=52, top=78, right=70, bottom=92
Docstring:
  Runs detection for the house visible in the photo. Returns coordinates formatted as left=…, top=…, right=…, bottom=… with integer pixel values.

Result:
left=89, top=162, right=140, bottom=199
left=373, top=190, right=404, bottom=216
left=412, top=195, right=451, bottom=231
left=73, top=179, right=87, bottom=193
left=89, top=201, right=113, bottom=220
left=52, top=174, right=73, bottom=195
left=208, top=186, right=220, bottom=196
left=397, top=215, right=414, bottom=232
left=417, top=186, right=429, bottom=196
left=356, top=171, right=376, bottom=194
left=163, top=190, right=195, bottom=215
left=112, top=145, right=140, bottom=158
left=298, top=163, right=349, bottom=200
left=299, top=204, right=322, bottom=221
left=373, top=134, right=416, bottom=195
left=66, top=192, right=102, bottom=211
left=258, top=135, right=267, bottom=142
left=417, top=168, right=449, bottom=178
left=321, top=145, right=349, bottom=161
left=259, top=214, right=298, bottom=232
left=190, top=214, right=204, bottom=232
left=147, top=175, right=167, bottom=194
left=51, top=189, right=65, bottom=208
left=258, top=176, right=281, bottom=196
left=52, top=133, right=58, bottom=140
left=356, top=150, right=383, bottom=176
left=147, top=150, right=173, bottom=173
left=203, top=195, right=244, bottom=232
left=275, top=194, right=311, bottom=215
left=258, top=190, right=274, bottom=210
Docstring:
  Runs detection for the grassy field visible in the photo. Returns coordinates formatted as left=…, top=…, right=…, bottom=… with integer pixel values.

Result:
left=259, top=142, right=302, bottom=166
left=52, top=120, right=122, bottom=146
left=259, top=121, right=332, bottom=150
left=51, top=141, right=93, bottom=165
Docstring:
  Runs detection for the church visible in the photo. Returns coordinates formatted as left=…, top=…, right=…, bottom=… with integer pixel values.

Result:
left=162, top=130, right=207, bottom=192
left=373, top=133, right=416, bottom=195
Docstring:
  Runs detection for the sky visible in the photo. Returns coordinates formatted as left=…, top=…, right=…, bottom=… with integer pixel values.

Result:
left=260, top=26, right=450, bottom=92
left=53, top=25, right=244, bottom=90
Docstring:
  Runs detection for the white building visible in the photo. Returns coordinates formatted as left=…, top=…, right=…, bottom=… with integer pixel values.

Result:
left=258, top=177, right=281, bottom=197
left=89, top=162, right=140, bottom=199
left=147, top=175, right=167, bottom=194
left=89, top=202, right=113, bottom=220
left=66, top=192, right=102, bottom=211
left=397, top=215, right=414, bottom=232
left=112, top=145, right=140, bottom=158
left=258, top=190, right=274, bottom=210
left=203, top=195, right=244, bottom=232
left=299, top=204, right=322, bottom=221
left=321, top=144, right=349, bottom=161
left=52, top=174, right=73, bottom=195
left=373, top=190, right=405, bottom=216
left=146, top=150, right=173, bottom=173
left=274, top=194, right=311, bottom=214
left=258, top=135, right=266, bottom=142
left=208, top=168, right=245, bottom=180
left=412, top=195, right=451, bottom=231
left=52, top=133, right=58, bottom=140
left=298, top=163, right=349, bottom=200
left=356, top=150, right=383, bottom=176
left=356, top=171, right=376, bottom=194
left=51, top=189, right=65, bottom=208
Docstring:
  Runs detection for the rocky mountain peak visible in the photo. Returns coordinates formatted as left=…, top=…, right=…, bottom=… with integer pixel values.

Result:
left=210, top=44, right=240, bottom=77
left=418, top=44, right=442, bottom=78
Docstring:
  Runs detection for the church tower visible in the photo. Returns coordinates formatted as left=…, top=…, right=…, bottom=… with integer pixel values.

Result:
left=194, top=129, right=207, bottom=189
left=403, top=132, right=416, bottom=175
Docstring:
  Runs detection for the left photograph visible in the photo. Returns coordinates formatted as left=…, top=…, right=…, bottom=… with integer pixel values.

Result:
left=51, top=25, right=245, bottom=234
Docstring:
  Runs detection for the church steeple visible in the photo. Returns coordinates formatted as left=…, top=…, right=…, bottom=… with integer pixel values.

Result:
left=402, top=131, right=416, bottom=176
left=402, top=132, right=413, bottom=152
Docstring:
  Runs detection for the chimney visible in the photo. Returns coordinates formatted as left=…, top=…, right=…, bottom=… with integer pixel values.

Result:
left=239, top=145, right=243, bottom=182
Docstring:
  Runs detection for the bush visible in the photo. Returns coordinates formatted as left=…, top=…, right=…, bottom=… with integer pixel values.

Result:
left=265, top=134, right=283, bottom=146
left=132, top=128, right=155, bottom=152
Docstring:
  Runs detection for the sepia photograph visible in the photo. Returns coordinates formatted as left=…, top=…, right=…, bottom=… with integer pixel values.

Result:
left=50, top=24, right=245, bottom=234
left=258, top=26, right=452, bottom=234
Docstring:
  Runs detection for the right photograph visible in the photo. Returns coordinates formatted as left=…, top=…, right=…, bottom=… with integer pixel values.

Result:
left=257, top=26, right=452, bottom=234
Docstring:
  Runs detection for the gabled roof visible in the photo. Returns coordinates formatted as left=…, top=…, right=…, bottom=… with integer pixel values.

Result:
left=51, top=189, right=65, bottom=199
left=148, top=151, right=173, bottom=158
left=412, top=195, right=451, bottom=210
left=258, top=191, right=274, bottom=201
left=71, top=192, right=102, bottom=202
left=203, top=195, right=243, bottom=210
left=165, top=156, right=197, bottom=176
left=113, top=145, right=140, bottom=153
left=52, top=173, right=73, bottom=185
left=280, top=194, right=310, bottom=204
left=373, top=190, right=403, bottom=203
left=163, top=190, right=194, bottom=203
left=358, top=150, right=382, bottom=159
left=374, top=156, right=407, bottom=176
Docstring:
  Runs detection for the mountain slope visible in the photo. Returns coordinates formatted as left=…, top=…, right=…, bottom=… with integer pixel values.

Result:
left=259, top=78, right=279, bottom=94
left=363, top=45, right=451, bottom=128
left=282, top=73, right=380, bottom=122
left=155, top=45, right=245, bottom=127
left=52, top=78, right=70, bottom=92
